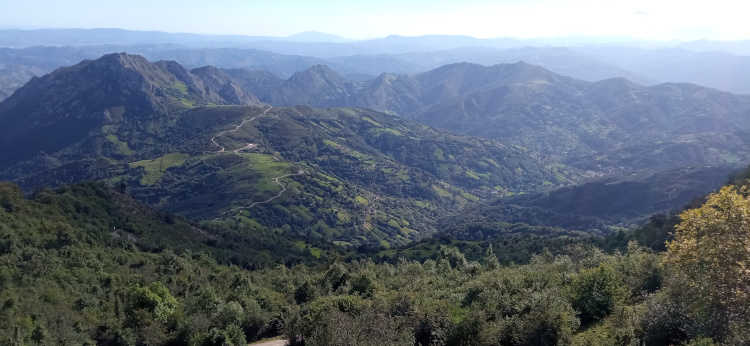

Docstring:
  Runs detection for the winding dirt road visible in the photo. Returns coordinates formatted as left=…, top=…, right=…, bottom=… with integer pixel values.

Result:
left=209, top=106, right=305, bottom=216
left=210, top=106, right=273, bottom=152
left=221, top=169, right=304, bottom=215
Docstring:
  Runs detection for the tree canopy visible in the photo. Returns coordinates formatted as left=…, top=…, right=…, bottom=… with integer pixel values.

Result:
left=663, top=186, right=750, bottom=339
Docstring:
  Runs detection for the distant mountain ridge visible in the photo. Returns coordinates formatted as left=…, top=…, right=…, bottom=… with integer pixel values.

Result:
left=573, top=47, right=750, bottom=94
left=266, top=64, right=356, bottom=106
left=5, top=40, right=750, bottom=106
left=243, top=61, right=572, bottom=112
left=9, top=53, right=745, bottom=177
left=285, top=31, right=354, bottom=43
left=1, top=32, right=749, bottom=253
left=234, top=61, right=750, bottom=171
left=411, top=71, right=750, bottom=169
left=0, top=28, right=351, bottom=47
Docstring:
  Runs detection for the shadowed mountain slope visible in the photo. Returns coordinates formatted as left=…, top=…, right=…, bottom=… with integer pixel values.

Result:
left=0, top=53, right=263, bottom=168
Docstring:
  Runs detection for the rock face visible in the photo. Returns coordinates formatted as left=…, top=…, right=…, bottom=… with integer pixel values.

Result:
left=0, top=53, right=264, bottom=168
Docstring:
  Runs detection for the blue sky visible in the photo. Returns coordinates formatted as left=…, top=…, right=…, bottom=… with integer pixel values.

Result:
left=1, top=0, right=747, bottom=40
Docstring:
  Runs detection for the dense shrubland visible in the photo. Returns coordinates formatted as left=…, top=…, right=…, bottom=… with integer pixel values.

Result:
left=1, top=178, right=750, bottom=345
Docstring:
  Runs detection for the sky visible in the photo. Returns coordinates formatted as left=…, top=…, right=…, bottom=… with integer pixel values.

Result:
left=1, top=0, right=748, bottom=41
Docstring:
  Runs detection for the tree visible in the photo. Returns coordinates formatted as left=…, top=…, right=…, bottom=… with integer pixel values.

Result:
left=484, top=244, right=500, bottom=270
left=129, top=282, right=178, bottom=323
left=295, top=280, right=314, bottom=304
left=349, top=272, right=375, bottom=298
left=570, top=263, right=624, bottom=325
left=662, top=186, right=750, bottom=338
left=323, top=262, right=349, bottom=292
left=437, top=245, right=468, bottom=270
left=0, top=182, right=27, bottom=213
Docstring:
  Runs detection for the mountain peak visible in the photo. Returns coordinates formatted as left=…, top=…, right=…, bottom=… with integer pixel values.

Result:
left=593, top=76, right=639, bottom=86
left=98, top=52, right=146, bottom=64
left=0, top=55, right=262, bottom=165
left=90, top=53, right=164, bottom=77
left=513, top=60, right=533, bottom=67
left=288, top=64, right=346, bottom=85
left=307, top=64, right=340, bottom=73
left=190, top=65, right=263, bottom=106
left=270, top=65, right=351, bottom=106
left=416, top=61, right=559, bottom=94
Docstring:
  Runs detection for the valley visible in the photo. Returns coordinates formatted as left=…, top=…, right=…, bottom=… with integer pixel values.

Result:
left=0, top=50, right=744, bottom=243
left=1, top=24, right=750, bottom=345
left=0, top=53, right=588, bottom=248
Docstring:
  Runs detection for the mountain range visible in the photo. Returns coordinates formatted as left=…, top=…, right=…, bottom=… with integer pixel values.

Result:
left=0, top=53, right=584, bottom=248
left=0, top=50, right=743, bottom=241
left=1, top=28, right=749, bottom=346
left=227, top=61, right=750, bottom=172
left=3, top=29, right=750, bottom=107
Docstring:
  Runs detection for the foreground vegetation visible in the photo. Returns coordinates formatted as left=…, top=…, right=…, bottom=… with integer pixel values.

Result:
left=1, top=176, right=750, bottom=345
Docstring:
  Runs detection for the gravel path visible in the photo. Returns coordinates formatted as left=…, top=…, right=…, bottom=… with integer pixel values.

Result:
left=210, top=106, right=272, bottom=152
left=220, top=169, right=304, bottom=215
left=208, top=106, right=305, bottom=218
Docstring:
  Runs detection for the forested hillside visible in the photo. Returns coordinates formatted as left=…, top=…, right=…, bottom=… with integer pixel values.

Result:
left=2, top=10, right=750, bottom=346
left=0, top=53, right=585, bottom=248
left=3, top=171, right=750, bottom=344
left=1, top=54, right=735, bottom=239
left=0, top=51, right=748, bottom=346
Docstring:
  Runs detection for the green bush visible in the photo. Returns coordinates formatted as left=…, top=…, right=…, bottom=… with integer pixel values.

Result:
left=570, top=264, right=624, bottom=325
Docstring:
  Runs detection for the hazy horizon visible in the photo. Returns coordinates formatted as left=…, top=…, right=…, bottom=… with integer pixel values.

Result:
left=1, top=0, right=748, bottom=42
left=0, top=27, right=700, bottom=44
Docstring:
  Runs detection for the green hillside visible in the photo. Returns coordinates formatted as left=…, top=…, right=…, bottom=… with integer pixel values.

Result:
left=2, top=175, right=749, bottom=345
left=236, top=62, right=750, bottom=173
left=0, top=54, right=584, bottom=246
left=11, top=105, right=578, bottom=247
left=0, top=52, right=749, bottom=346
